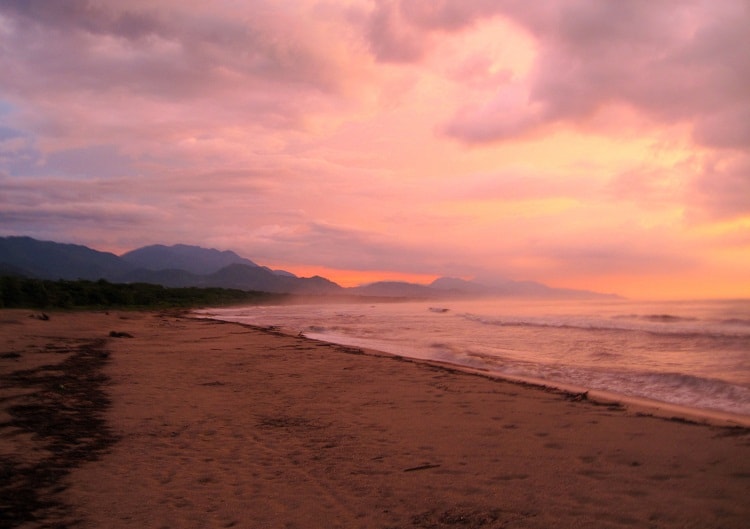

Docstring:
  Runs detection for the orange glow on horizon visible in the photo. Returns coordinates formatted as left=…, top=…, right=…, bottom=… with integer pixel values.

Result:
left=273, top=264, right=750, bottom=299
left=2, top=3, right=748, bottom=301
left=271, top=265, right=440, bottom=288
left=555, top=274, right=750, bottom=301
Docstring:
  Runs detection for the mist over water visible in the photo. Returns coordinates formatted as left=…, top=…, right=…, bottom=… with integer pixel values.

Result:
left=198, top=298, right=750, bottom=418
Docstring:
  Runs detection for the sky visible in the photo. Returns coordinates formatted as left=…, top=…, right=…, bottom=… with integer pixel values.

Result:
left=1, top=0, right=749, bottom=299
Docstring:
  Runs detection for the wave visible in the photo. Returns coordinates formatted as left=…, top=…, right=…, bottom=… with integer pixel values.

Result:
left=459, top=312, right=750, bottom=339
left=721, top=318, right=750, bottom=327
left=591, top=370, right=750, bottom=416
left=199, top=300, right=750, bottom=417
left=614, top=313, right=698, bottom=323
left=427, top=344, right=750, bottom=416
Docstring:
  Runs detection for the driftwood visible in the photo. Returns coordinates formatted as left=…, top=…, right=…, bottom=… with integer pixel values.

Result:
left=403, top=463, right=441, bottom=472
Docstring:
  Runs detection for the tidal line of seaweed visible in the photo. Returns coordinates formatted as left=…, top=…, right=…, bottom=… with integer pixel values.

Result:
left=0, top=338, right=118, bottom=529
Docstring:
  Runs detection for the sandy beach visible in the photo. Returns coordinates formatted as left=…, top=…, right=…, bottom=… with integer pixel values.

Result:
left=1, top=310, right=749, bottom=529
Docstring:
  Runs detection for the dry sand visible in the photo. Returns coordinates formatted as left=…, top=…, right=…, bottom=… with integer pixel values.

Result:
left=1, top=309, right=749, bottom=529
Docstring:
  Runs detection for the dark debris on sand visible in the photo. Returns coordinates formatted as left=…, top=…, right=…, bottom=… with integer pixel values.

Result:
left=408, top=505, right=536, bottom=528
left=0, top=338, right=118, bottom=529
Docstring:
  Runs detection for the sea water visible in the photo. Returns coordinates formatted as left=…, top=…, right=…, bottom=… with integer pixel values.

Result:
left=197, top=298, right=750, bottom=419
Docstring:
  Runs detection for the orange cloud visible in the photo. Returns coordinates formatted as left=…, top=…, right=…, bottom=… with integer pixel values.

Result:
left=1, top=0, right=748, bottom=299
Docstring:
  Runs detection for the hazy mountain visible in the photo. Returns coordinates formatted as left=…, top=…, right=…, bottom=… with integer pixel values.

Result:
left=264, top=267, right=297, bottom=278
left=203, top=264, right=341, bottom=295
left=0, top=236, right=618, bottom=299
left=349, top=281, right=442, bottom=298
left=357, top=276, right=618, bottom=299
left=0, top=236, right=132, bottom=280
left=121, top=244, right=259, bottom=275
left=430, top=276, right=618, bottom=299
left=429, top=277, right=487, bottom=295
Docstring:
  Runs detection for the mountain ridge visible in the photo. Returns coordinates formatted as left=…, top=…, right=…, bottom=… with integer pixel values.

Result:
left=121, top=244, right=259, bottom=275
left=0, top=236, right=133, bottom=281
left=0, top=236, right=619, bottom=299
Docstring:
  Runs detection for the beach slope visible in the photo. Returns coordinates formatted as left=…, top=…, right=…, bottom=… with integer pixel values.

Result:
left=1, top=310, right=748, bottom=528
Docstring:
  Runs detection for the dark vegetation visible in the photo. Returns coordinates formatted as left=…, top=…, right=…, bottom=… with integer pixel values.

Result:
left=0, top=276, right=282, bottom=309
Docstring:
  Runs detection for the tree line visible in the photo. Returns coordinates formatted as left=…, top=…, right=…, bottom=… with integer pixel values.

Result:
left=0, top=276, right=282, bottom=309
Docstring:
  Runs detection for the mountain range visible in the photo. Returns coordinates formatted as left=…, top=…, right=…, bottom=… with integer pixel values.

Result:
left=0, top=236, right=618, bottom=299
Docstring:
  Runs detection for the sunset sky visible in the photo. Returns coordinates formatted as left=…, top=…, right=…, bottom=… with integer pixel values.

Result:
left=1, top=1, right=749, bottom=299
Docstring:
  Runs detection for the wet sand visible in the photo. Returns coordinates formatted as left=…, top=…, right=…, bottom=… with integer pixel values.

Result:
left=1, top=309, right=749, bottom=528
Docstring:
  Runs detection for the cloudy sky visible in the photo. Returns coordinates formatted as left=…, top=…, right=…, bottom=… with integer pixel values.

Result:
left=1, top=1, right=749, bottom=298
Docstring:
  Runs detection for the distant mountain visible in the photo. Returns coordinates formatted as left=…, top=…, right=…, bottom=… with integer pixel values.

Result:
left=118, top=264, right=335, bottom=293
left=202, top=264, right=341, bottom=295
left=430, top=276, right=618, bottom=299
left=0, top=236, right=619, bottom=299
left=349, top=281, right=442, bottom=298
left=429, top=277, right=487, bottom=295
left=359, top=276, right=618, bottom=300
left=122, top=243, right=296, bottom=278
left=266, top=267, right=297, bottom=278
left=0, top=236, right=335, bottom=295
left=121, top=244, right=259, bottom=275
left=0, top=236, right=132, bottom=280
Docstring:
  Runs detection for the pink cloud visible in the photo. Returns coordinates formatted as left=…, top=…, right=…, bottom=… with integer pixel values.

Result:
left=432, top=170, right=596, bottom=202
left=689, top=155, right=750, bottom=221
left=694, top=107, right=750, bottom=150
left=442, top=82, right=544, bottom=142
left=366, top=0, right=428, bottom=62
left=0, top=0, right=362, bottom=145
left=398, top=0, right=500, bottom=30
left=607, top=166, right=685, bottom=211
left=364, top=1, right=748, bottom=155
left=363, top=0, right=503, bottom=63
left=1, top=1, right=748, bottom=297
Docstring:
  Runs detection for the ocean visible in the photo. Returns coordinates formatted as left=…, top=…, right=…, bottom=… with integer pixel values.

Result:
left=196, top=298, right=750, bottom=420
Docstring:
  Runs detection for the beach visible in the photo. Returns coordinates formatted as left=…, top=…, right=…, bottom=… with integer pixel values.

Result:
left=1, top=310, right=749, bottom=528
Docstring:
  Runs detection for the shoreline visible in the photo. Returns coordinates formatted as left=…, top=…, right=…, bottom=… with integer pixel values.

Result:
left=193, top=313, right=750, bottom=429
left=2, top=309, right=750, bottom=528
